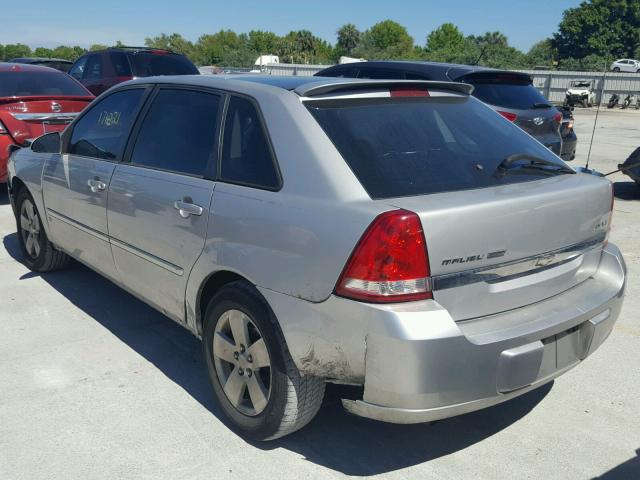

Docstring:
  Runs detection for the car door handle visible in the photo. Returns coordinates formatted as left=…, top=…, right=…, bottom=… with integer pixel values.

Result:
left=174, top=198, right=203, bottom=218
left=87, top=177, right=106, bottom=193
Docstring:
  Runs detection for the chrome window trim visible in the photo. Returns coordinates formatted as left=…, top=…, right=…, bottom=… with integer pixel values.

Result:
left=432, top=234, right=606, bottom=291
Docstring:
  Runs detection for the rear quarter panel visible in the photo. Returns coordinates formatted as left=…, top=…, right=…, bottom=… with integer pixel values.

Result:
left=184, top=87, right=392, bottom=333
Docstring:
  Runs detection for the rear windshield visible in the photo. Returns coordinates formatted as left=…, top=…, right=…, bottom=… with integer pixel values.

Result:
left=467, top=81, right=549, bottom=109
left=306, top=94, right=569, bottom=199
left=130, top=53, right=199, bottom=76
left=0, top=71, right=89, bottom=97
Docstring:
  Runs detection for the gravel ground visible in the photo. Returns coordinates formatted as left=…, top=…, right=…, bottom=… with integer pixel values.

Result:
left=0, top=108, right=638, bottom=479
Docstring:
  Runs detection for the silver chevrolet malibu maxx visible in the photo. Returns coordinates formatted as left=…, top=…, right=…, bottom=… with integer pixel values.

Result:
left=7, top=75, right=626, bottom=440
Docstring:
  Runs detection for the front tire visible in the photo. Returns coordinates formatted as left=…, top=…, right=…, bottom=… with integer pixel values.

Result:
left=15, top=189, right=69, bottom=272
left=202, top=282, right=325, bottom=440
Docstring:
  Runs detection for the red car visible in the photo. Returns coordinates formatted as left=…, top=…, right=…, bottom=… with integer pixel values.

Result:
left=0, top=63, right=94, bottom=182
left=69, top=46, right=199, bottom=96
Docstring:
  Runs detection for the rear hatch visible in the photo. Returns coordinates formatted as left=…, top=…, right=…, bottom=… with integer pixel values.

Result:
left=457, top=71, right=562, bottom=153
left=304, top=82, right=612, bottom=320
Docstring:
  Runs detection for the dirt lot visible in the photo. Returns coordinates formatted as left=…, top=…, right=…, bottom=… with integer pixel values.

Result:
left=0, top=108, right=639, bottom=479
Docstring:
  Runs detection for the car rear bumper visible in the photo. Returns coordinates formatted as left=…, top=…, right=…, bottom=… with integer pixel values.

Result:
left=260, top=243, right=625, bottom=424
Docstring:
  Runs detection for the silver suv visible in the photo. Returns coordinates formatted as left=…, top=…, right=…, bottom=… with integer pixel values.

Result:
left=7, top=76, right=626, bottom=440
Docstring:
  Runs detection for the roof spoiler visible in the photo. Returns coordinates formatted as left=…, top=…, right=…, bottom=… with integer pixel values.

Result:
left=295, top=80, right=474, bottom=98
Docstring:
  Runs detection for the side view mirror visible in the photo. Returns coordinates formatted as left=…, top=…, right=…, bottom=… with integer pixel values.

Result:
left=31, top=132, right=61, bottom=154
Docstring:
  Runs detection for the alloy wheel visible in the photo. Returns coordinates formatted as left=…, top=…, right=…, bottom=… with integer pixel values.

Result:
left=20, top=199, right=41, bottom=259
left=212, top=309, right=272, bottom=416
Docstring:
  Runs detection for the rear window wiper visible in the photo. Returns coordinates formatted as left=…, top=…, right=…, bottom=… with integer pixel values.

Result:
left=497, top=154, right=575, bottom=175
left=532, top=102, right=553, bottom=109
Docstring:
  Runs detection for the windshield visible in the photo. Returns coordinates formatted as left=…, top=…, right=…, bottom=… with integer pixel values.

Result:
left=0, top=71, right=90, bottom=97
left=306, top=94, right=569, bottom=199
left=130, top=53, right=199, bottom=76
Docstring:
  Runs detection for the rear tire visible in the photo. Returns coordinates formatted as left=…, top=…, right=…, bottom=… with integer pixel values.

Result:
left=15, top=188, right=69, bottom=272
left=202, top=281, right=325, bottom=440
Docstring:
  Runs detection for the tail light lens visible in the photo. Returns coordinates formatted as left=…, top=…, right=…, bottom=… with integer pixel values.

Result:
left=497, top=111, right=517, bottom=122
left=553, top=112, right=562, bottom=123
left=335, top=210, right=432, bottom=303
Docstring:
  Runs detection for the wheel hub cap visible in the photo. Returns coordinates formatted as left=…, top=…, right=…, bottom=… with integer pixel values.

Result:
left=20, top=199, right=41, bottom=259
left=212, top=309, right=272, bottom=416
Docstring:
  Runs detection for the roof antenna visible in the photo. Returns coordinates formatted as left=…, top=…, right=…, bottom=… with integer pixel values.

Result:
left=585, top=58, right=609, bottom=170
left=473, top=45, right=487, bottom=66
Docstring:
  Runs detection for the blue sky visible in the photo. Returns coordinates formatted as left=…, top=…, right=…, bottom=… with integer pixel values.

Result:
left=2, top=0, right=581, bottom=52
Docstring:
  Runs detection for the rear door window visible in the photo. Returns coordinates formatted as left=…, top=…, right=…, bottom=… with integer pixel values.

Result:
left=69, top=88, right=145, bottom=160
left=110, top=51, right=132, bottom=76
left=69, top=57, right=87, bottom=80
left=130, top=53, right=199, bottom=76
left=220, top=96, right=280, bottom=189
left=306, top=94, right=569, bottom=199
left=130, top=88, right=220, bottom=176
left=85, top=54, right=103, bottom=79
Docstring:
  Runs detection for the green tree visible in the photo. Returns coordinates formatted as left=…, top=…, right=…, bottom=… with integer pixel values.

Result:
left=467, top=32, right=527, bottom=68
left=558, top=54, right=609, bottom=71
left=247, top=30, right=278, bottom=54
left=336, top=23, right=361, bottom=55
left=0, top=45, right=4, bottom=61
left=275, top=30, right=333, bottom=64
left=3, top=43, right=31, bottom=60
left=554, top=0, right=640, bottom=59
left=195, top=30, right=254, bottom=66
left=89, top=44, right=108, bottom=51
left=145, top=33, right=195, bottom=57
left=50, top=45, right=85, bottom=60
left=33, top=47, right=54, bottom=58
left=424, top=23, right=466, bottom=62
left=354, top=20, right=414, bottom=59
left=426, top=23, right=465, bottom=52
left=526, top=39, right=557, bottom=68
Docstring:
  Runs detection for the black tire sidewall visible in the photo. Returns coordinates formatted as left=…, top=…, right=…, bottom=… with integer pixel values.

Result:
left=202, top=283, right=291, bottom=439
left=15, top=189, right=48, bottom=271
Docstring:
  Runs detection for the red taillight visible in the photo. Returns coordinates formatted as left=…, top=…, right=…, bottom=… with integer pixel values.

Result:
left=553, top=112, right=562, bottom=123
left=390, top=87, right=430, bottom=97
left=497, top=111, right=517, bottom=122
left=335, top=210, right=432, bottom=303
